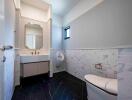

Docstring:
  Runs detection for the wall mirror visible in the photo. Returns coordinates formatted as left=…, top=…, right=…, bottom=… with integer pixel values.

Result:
left=25, top=23, right=43, bottom=50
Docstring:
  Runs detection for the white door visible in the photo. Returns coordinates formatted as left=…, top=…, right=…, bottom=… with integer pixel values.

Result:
left=4, top=0, right=15, bottom=100
left=0, top=0, right=15, bottom=100
left=0, top=17, right=4, bottom=100
left=0, top=0, right=5, bottom=100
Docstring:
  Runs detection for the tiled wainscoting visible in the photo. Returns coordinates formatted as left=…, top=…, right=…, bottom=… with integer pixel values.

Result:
left=51, top=49, right=66, bottom=73
left=118, top=48, right=132, bottom=100
left=63, top=49, right=118, bottom=81
left=14, top=49, right=21, bottom=86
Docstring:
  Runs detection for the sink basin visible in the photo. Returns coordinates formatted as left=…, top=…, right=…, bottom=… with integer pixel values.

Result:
left=20, top=54, right=50, bottom=63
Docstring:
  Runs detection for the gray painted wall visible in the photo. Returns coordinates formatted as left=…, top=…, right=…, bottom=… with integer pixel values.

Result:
left=52, top=15, right=63, bottom=49
left=52, top=25, right=62, bottom=49
left=63, top=0, right=132, bottom=49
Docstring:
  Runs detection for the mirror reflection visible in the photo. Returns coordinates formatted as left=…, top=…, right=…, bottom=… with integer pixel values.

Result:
left=25, top=24, right=43, bottom=49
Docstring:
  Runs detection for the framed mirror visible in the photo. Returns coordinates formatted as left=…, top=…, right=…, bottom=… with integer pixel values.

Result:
left=25, top=23, right=43, bottom=50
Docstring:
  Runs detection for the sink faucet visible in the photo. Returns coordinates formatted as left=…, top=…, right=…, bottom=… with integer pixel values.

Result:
left=31, top=50, right=39, bottom=55
left=31, top=52, right=33, bottom=55
left=35, top=50, right=37, bottom=55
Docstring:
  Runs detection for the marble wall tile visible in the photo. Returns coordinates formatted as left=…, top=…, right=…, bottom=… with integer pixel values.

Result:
left=51, top=49, right=66, bottom=73
left=64, top=49, right=118, bottom=81
left=118, top=48, right=132, bottom=100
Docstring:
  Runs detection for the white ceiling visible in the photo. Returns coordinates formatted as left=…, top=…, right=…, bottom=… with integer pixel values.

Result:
left=51, top=0, right=81, bottom=17
left=21, top=0, right=81, bottom=17
left=21, top=0, right=50, bottom=11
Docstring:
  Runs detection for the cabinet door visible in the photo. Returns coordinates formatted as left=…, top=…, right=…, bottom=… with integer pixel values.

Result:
left=23, top=63, right=38, bottom=77
left=38, top=62, right=49, bottom=74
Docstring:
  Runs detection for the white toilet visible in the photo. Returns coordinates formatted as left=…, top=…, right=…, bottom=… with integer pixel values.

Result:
left=84, top=74, right=118, bottom=100
left=56, top=51, right=64, bottom=67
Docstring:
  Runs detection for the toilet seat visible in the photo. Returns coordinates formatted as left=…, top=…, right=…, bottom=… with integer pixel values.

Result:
left=84, top=74, right=118, bottom=95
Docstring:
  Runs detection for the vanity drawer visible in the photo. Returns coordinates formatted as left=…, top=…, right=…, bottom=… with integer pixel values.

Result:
left=38, top=62, right=49, bottom=74
left=23, top=63, right=38, bottom=77
left=22, top=61, right=49, bottom=77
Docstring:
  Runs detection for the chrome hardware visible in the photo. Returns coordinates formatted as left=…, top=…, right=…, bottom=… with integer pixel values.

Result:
left=2, top=56, right=6, bottom=62
left=95, top=63, right=103, bottom=69
left=0, top=45, right=13, bottom=51
left=3, top=45, right=13, bottom=51
left=0, top=46, right=3, bottom=51
left=31, top=51, right=40, bottom=55
left=34, top=50, right=37, bottom=55
left=31, top=52, right=34, bottom=55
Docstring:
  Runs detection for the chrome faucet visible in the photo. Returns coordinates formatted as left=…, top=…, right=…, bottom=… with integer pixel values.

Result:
left=34, top=50, right=37, bottom=55
left=31, top=50, right=40, bottom=55
left=31, top=52, right=33, bottom=55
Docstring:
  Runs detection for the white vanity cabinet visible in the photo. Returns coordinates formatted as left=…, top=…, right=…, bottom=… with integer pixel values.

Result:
left=21, top=61, right=49, bottom=77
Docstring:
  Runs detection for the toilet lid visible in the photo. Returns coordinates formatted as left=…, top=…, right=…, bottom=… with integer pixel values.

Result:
left=84, top=74, right=118, bottom=95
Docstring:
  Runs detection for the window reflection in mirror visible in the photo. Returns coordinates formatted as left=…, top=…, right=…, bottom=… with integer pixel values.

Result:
left=25, top=24, right=43, bottom=50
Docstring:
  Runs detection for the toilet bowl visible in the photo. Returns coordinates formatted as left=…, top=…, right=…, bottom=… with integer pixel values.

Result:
left=84, top=74, right=117, bottom=100
left=56, top=51, right=64, bottom=66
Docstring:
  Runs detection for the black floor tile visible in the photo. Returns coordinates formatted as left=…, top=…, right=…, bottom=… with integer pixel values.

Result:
left=12, top=72, right=87, bottom=100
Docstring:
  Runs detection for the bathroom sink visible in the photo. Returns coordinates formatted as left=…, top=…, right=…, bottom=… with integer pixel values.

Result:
left=20, top=54, right=50, bottom=63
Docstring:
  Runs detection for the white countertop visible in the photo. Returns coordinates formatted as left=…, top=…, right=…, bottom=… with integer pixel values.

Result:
left=20, top=54, right=50, bottom=63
